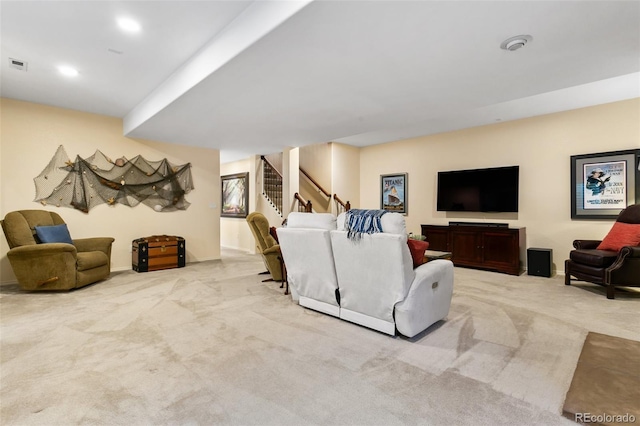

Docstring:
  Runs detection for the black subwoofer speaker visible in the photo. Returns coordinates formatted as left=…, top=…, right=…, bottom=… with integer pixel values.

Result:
left=527, top=248, right=553, bottom=278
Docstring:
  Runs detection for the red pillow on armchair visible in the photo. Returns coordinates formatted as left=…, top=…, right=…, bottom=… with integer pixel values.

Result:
left=596, top=222, right=640, bottom=252
left=407, top=239, right=430, bottom=268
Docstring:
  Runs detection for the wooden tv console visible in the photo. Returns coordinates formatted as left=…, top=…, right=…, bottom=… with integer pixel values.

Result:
left=420, top=223, right=526, bottom=275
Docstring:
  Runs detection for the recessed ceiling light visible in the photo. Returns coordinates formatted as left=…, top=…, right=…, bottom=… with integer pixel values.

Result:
left=117, top=17, right=141, bottom=33
left=500, top=35, right=533, bottom=51
left=58, top=65, right=79, bottom=77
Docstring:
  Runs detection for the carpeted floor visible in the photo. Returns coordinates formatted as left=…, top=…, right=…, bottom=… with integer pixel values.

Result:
left=1, top=249, right=638, bottom=425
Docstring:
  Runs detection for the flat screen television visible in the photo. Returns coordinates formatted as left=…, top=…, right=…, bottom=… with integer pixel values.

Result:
left=437, top=166, right=519, bottom=212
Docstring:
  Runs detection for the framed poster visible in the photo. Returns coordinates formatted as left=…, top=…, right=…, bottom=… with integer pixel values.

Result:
left=380, top=173, right=408, bottom=214
left=571, top=149, right=640, bottom=219
left=221, top=172, right=249, bottom=218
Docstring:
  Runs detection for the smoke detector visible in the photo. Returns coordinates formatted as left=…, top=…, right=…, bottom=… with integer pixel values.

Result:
left=500, top=35, right=533, bottom=51
left=9, top=58, right=27, bottom=71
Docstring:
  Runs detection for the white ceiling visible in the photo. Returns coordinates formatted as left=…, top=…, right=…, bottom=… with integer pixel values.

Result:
left=2, top=1, right=639, bottom=163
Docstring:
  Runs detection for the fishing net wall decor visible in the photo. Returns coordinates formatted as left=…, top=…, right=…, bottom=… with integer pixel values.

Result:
left=34, top=145, right=194, bottom=213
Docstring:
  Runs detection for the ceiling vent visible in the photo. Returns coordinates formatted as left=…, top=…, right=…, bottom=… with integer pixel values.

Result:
left=9, top=58, right=28, bottom=71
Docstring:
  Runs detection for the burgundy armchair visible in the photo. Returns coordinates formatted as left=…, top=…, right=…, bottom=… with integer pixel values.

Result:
left=565, top=204, right=640, bottom=299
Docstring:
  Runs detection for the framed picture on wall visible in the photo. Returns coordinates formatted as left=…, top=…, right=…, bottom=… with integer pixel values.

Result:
left=571, top=149, right=640, bottom=219
left=380, top=173, right=408, bottom=214
left=221, top=172, right=249, bottom=218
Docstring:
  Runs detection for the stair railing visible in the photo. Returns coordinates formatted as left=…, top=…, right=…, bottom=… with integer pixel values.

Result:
left=294, top=192, right=313, bottom=212
left=333, top=194, right=351, bottom=214
left=260, top=155, right=283, bottom=216
left=300, top=167, right=331, bottom=199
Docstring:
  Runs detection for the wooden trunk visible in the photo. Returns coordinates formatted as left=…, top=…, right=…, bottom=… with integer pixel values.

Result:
left=132, top=235, right=186, bottom=272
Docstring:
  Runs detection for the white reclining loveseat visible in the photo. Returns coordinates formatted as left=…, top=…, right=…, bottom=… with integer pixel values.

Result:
left=278, top=211, right=454, bottom=338
left=331, top=212, right=454, bottom=337
left=277, top=212, right=340, bottom=316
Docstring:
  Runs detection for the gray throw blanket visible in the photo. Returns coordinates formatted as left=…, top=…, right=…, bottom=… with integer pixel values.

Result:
left=345, top=209, right=387, bottom=241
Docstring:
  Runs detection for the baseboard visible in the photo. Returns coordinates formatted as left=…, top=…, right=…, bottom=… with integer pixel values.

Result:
left=221, top=246, right=252, bottom=253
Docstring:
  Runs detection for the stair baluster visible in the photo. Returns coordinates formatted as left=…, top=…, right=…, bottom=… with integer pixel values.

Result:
left=261, top=156, right=283, bottom=216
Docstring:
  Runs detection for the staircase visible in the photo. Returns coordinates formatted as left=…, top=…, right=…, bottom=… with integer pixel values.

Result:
left=261, top=156, right=283, bottom=216
left=299, top=167, right=351, bottom=215
left=260, top=154, right=352, bottom=217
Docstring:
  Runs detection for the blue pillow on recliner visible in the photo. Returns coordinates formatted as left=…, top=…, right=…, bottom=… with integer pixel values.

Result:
left=35, top=224, right=74, bottom=244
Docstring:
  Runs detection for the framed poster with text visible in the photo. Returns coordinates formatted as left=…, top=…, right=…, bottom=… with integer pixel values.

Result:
left=380, top=173, right=408, bottom=214
left=571, top=149, right=640, bottom=219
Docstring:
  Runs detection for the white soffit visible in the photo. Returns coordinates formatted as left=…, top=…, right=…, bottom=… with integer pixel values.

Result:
left=334, top=72, right=640, bottom=147
left=123, top=0, right=313, bottom=135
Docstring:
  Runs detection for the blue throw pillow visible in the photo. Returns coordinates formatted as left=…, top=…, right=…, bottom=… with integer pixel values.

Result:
left=35, top=224, right=74, bottom=244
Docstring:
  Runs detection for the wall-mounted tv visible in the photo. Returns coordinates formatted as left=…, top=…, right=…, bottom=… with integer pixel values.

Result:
left=437, top=166, right=519, bottom=213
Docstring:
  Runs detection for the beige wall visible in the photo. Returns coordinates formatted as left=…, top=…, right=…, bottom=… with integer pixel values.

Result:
left=220, top=155, right=283, bottom=253
left=220, top=157, right=254, bottom=252
left=331, top=142, right=360, bottom=214
left=297, top=141, right=361, bottom=214
left=282, top=147, right=299, bottom=218
left=263, top=152, right=283, bottom=176
left=300, top=143, right=332, bottom=212
left=0, top=98, right=221, bottom=284
left=360, top=98, right=640, bottom=274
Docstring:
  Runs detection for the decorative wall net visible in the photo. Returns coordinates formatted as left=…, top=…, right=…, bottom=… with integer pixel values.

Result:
left=34, top=145, right=194, bottom=213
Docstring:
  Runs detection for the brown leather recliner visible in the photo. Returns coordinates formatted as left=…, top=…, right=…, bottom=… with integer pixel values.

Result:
left=565, top=204, right=640, bottom=299
left=1, top=210, right=114, bottom=291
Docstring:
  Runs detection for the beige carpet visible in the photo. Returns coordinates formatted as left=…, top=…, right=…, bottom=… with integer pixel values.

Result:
left=563, top=332, right=640, bottom=425
left=1, top=249, right=638, bottom=425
